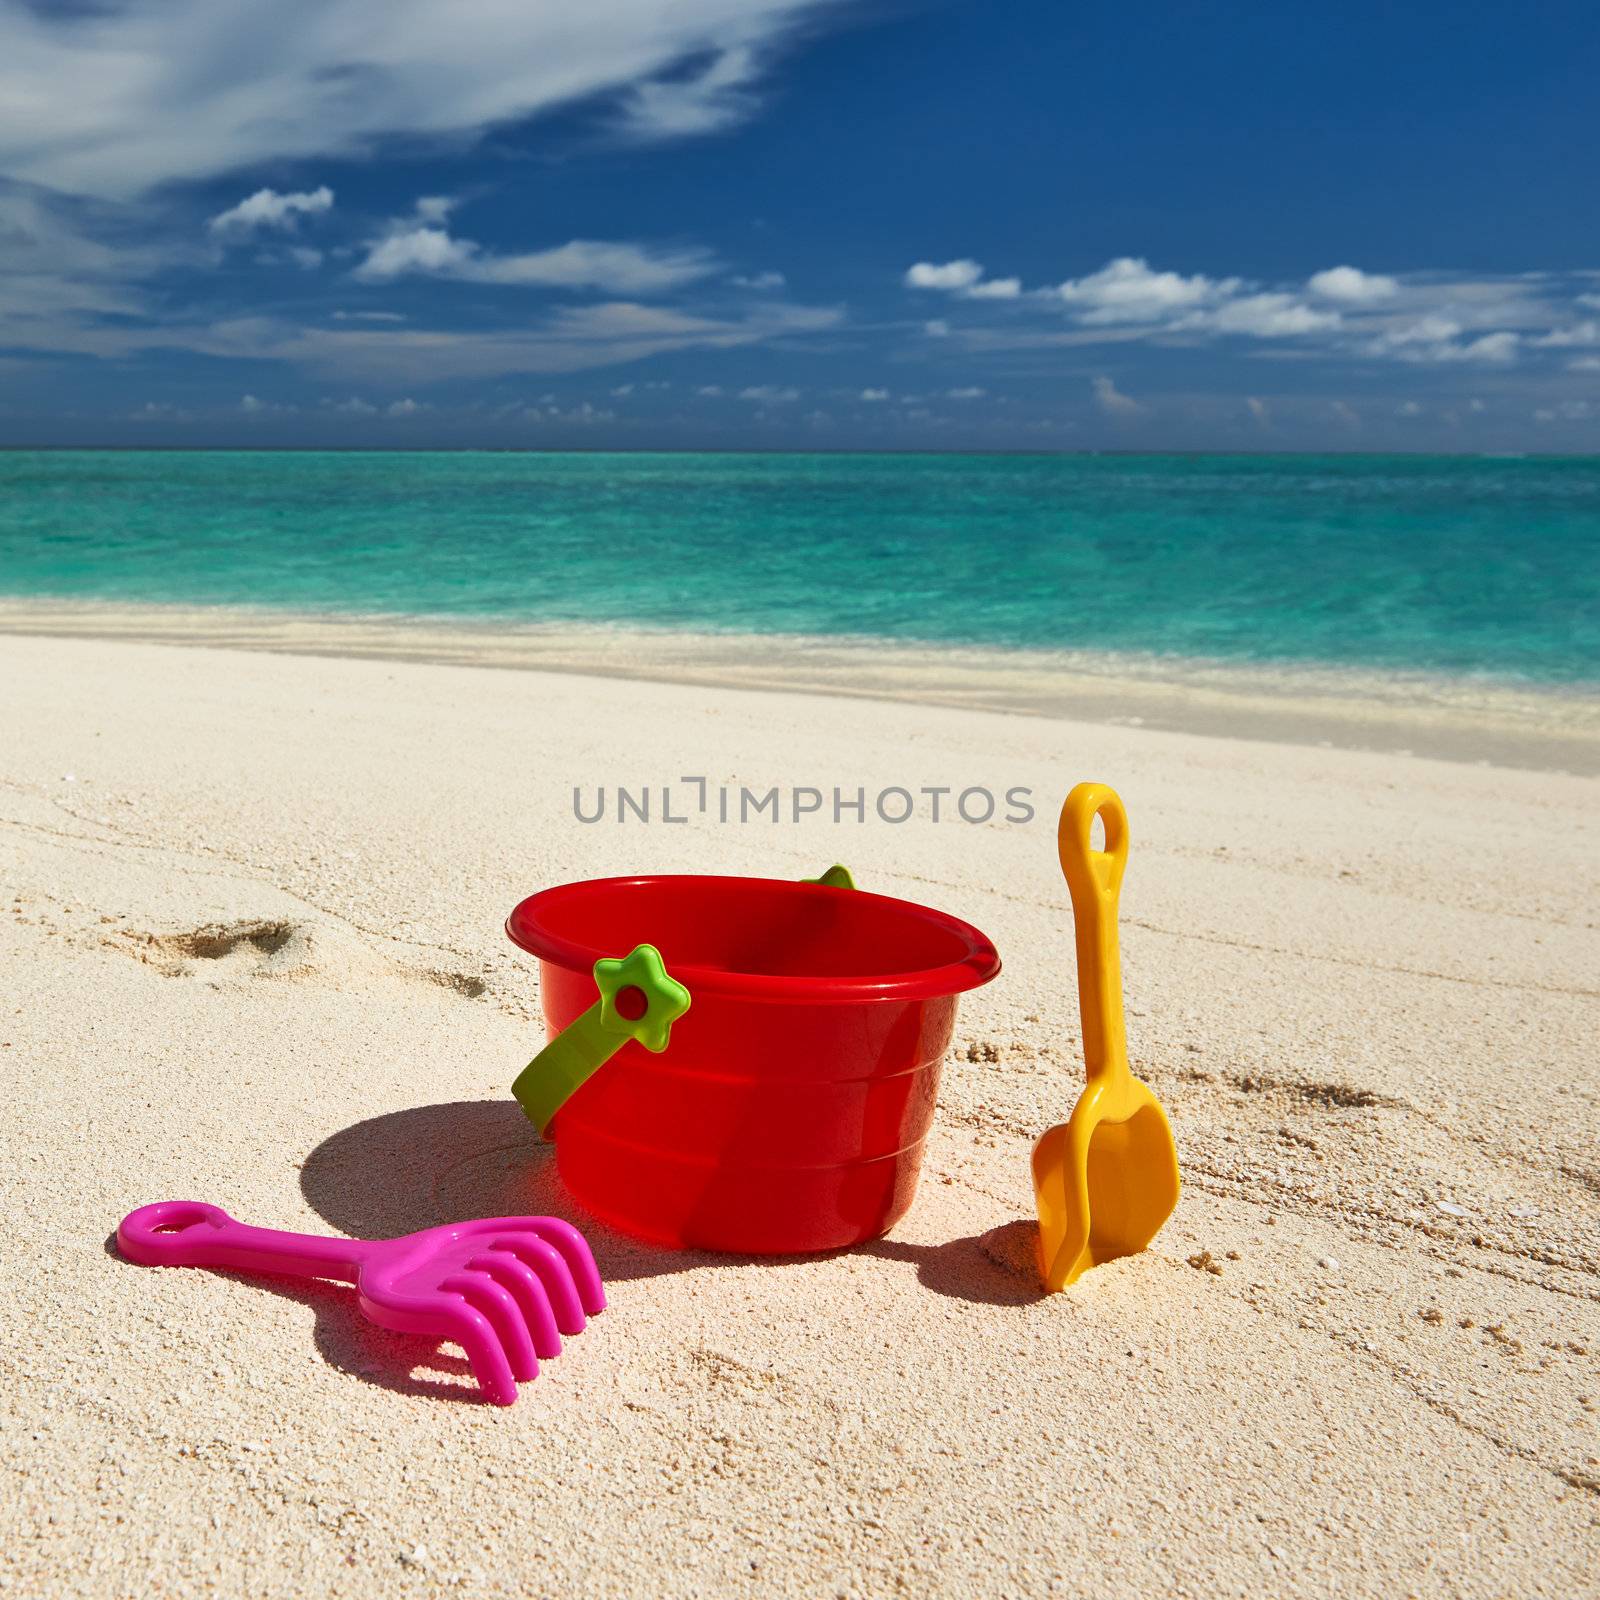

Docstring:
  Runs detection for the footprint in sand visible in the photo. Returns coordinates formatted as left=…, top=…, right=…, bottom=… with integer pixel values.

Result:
left=107, top=917, right=380, bottom=983
left=105, top=916, right=503, bottom=1002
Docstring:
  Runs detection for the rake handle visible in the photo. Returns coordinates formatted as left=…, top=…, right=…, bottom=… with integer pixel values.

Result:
left=1057, top=782, right=1131, bottom=1088
left=117, top=1201, right=367, bottom=1282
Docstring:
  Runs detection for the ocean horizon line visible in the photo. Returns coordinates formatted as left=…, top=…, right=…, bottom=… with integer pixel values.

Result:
left=1, top=444, right=1594, bottom=460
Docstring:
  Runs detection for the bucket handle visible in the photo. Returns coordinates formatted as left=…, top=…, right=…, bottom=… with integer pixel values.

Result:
left=804, top=863, right=856, bottom=890
left=511, top=867, right=854, bottom=1139
left=513, top=943, right=692, bottom=1138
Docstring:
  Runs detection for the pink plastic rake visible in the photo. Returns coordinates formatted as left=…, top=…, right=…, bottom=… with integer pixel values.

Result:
left=118, top=1201, right=606, bottom=1405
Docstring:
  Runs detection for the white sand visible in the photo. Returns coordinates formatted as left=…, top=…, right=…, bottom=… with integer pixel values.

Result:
left=2, top=624, right=1597, bottom=1598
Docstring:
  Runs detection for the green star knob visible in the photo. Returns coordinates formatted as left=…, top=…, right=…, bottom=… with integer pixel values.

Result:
left=594, top=943, right=692, bottom=1054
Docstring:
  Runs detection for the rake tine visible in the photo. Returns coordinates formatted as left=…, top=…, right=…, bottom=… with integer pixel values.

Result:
left=490, top=1235, right=588, bottom=1335
left=469, top=1252, right=562, bottom=1360
left=444, top=1273, right=538, bottom=1386
left=440, top=1301, right=520, bottom=1407
left=508, top=1218, right=607, bottom=1315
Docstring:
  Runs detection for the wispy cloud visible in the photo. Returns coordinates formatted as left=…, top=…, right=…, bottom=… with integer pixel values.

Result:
left=525, top=400, right=617, bottom=425
left=614, top=45, right=766, bottom=140
left=354, top=218, right=719, bottom=294
left=1092, top=374, right=1143, bottom=417
left=209, top=186, right=333, bottom=236
left=0, top=0, right=830, bottom=200
left=0, top=181, right=199, bottom=335
left=159, top=301, right=845, bottom=384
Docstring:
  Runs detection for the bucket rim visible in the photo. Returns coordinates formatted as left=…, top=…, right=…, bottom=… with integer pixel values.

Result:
left=505, top=873, right=1001, bottom=1003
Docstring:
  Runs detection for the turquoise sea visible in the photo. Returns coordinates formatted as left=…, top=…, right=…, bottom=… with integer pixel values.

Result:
left=0, top=451, right=1596, bottom=687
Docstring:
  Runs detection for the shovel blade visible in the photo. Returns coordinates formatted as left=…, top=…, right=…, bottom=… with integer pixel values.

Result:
left=1032, top=1089, right=1180, bottom=1292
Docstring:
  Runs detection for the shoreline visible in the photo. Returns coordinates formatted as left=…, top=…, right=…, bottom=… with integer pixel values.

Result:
left=1, top=596, right=1597, bottom=775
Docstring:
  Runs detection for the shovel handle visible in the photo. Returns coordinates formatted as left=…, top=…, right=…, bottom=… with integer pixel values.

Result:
left=1058, top=783, right=1130, bottom=1088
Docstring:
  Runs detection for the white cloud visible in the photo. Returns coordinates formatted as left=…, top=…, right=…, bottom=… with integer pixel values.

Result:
left=354, top=226, right=719, bottom=294
left=0, top=1, right=827, bottom=200
left=526, top=401, right=617, bottom=425
left=1397, top=399, right=1423, bottom=417
left=732, top=270, right=786, bottom=290
left=208, top=187, right=333, bottom=235
left=924, top=319, right=950, bottom=337
left=906, top=259, right=984, bottom=292
left=1308, top=265, right=1398, bottom=302
left=168, top=299, right=844, bottom=386
left=386, top=398, right=427, bottom=416
left=1395, top=330, right=1521, bottom=365
left=859, top=387, right=890, bottom=401
left=1058, top=257, right=1234, bottom=324
left=1379, top=315, right=1463, bottom=348
left=0, top=185, right=184, bottom=327
left=355, top=227, right=476, bottom=279
left=1577, top=293, right=1600, bottom=311
left=615, top=44, right=764, bottom=139
left=1192, top=292, right=1339, bottom=337
left=1534, top=399, right=1593, bottom=423
left=1533, top=320, right=1600, bottom=348
left=696, top=384, right=725, bottom=397
left=945, top=386, right=986, bottom=399
left=288, top=246, right=323, bottom=271
left=906, top=259, right=1024, bottom=301
left=129, top=400, right=192, bottom=421
left=1091, top=374, right=1142, bottom=417
left=331, top=310, right=406, bottom=323
left=965, top=277, right=1020, bottom=300
left=739, top=384, right=799, bottom=402
left=1330, top=400, right=1361, bottom=429
left=414, top=196, right=456, bottom=224
left=893, top=253, right=1591, bottom=380
left=1359, top=313, right=1523, bottom=364
left=1246, top=396, right=1269, bottom=426
left=328, top=396, right=378, bottom=415
left=610, top=383, right=636, bottom=396
left=1570, top=355, right=1600, bottom=372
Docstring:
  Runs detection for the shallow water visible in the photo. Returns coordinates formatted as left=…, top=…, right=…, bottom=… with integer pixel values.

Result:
left=1, top=450, right=1595, bottom=685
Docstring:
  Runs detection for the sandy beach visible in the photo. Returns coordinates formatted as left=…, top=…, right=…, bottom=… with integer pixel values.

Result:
left=3, top=621, right=1597, bottom=1598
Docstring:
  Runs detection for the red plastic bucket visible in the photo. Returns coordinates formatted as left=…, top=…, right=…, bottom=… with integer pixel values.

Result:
left=506, top=874, right=1000, bottom=1254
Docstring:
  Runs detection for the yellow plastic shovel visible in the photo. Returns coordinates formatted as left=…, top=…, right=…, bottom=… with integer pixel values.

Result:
left=1032, top=782, right=1180, bottom=1291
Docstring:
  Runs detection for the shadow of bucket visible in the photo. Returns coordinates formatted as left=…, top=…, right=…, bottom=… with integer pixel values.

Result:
left=507, top=874, right=1001, bottom=1254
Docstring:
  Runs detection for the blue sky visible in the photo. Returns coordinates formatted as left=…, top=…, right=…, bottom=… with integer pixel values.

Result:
left=1, top=0, right=1597, bottom=449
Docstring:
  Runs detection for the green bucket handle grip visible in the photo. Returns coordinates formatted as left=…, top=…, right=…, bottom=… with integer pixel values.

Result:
left=512, top=865, right=854, bottom=1138
left=802, top=863, right=855, bottom=890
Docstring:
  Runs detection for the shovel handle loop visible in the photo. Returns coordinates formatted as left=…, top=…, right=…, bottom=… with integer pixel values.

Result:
left=1058, top=783, right=1130, bottom=1089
